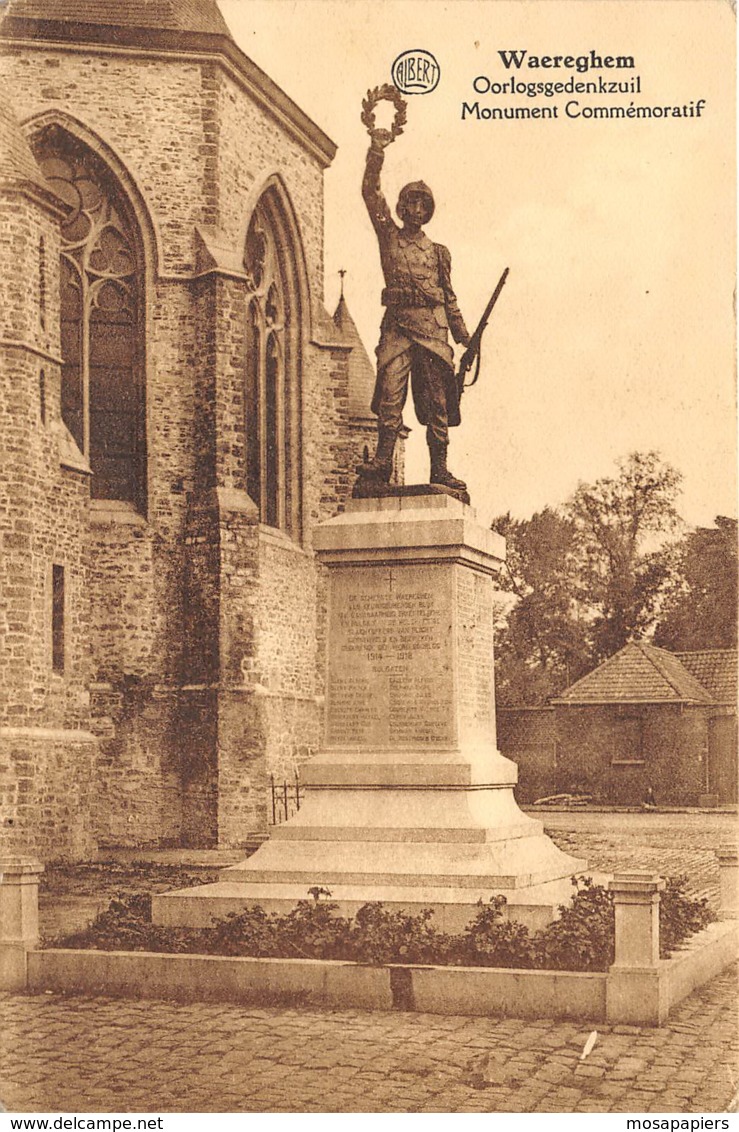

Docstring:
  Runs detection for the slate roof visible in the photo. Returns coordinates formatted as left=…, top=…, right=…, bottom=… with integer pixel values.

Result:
left=554, top=641, right=717, bottom=705
left=0, top=85, right=57, bottom=196
left=333, top=294, right=376, bottom=420
left=676, top=650, right=738, bottom=705
left=2, top=0, right=232, bottom=36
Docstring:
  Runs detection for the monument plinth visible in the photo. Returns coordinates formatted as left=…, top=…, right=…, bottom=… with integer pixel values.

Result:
left=154, top=492, right=585, bottom=932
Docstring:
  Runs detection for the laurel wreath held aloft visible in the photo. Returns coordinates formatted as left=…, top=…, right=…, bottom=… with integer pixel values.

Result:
left=361, top=84, right=408, bottom=143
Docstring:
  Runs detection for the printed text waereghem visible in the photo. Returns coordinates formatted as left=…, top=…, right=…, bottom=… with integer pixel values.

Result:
left=462, top=48, right=706, bottom=123
left=496, top=48, right=636, bottom=73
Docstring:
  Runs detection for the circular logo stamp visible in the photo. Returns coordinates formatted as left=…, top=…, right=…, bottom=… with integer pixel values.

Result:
left=391, top=49, right=440, bottom=95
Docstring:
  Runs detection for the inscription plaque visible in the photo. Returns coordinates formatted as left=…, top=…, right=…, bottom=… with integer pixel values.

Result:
left=326, top=565, right=454, bottom=748
left=456, top=568, right=495, bottom=741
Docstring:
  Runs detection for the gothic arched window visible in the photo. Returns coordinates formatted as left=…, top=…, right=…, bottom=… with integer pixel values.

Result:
left=35, top=127, right=146, bottom=511
left=244, top=189, right=302, bottom=538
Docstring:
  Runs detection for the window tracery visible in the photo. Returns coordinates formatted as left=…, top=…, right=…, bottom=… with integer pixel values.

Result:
left=35, top=127, right=146, bottom=510
left=244, top=193, right=302, bottom=538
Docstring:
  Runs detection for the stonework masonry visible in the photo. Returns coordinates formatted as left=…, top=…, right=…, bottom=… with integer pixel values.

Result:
left=0, top=5, right=379, bottom=857
left=0, top=131, right=98, bottom=858
left=498, top=703, right=726, bottom=806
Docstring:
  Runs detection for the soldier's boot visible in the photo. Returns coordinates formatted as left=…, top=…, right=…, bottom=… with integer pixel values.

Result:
left=429, top=435, right=467, bottom=493
left=356, top=427, right=396, bottom=482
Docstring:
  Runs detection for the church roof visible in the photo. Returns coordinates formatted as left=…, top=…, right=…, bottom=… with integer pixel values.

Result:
left=675, top=650, right=737, bottom=705
left=554, top=641, right=716, bottom=706
left=0, top=85, right=59, bottom=198
left=333, top=294, right=376, bottom=419
left=2, top=0, right=232, bottom=36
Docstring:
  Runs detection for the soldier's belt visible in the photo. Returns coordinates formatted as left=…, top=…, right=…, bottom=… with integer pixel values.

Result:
left=381, top=286, right=440, bottom=309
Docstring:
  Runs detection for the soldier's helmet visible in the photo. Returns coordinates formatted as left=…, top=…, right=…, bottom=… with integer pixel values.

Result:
left=397, top=180, right=435, bottom=224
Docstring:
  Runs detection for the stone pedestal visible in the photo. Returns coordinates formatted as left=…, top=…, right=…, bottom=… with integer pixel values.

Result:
left=154, top=492, right=585, bottom=932
left=0, top=857, right=43, bottom=991
left=606, top=873, right=668, bottom=1025
left=716, top=847, right=738, bottom=918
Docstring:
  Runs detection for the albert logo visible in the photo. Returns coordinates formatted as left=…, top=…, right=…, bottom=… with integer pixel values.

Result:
left=391, top=50, right=440, bottom=95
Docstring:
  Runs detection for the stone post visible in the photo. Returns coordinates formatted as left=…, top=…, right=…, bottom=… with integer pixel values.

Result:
left=606, top=872, right=667, bottom=1025
left=716, top=847, right=738, bottom=918
left=0, top=857, right=43, bottom=991
left=611, top=873, right=665, bottom=968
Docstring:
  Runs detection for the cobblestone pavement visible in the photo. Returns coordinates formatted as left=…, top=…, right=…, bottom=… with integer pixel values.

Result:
left=0, top=967, right=736, bottom=1113
left=2, top=810, right=736, bottom=1114
left=540, top=810, right=737, bottom=907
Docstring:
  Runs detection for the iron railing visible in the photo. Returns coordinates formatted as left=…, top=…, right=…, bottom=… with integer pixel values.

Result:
left=269, top=771, right=301, bottom=825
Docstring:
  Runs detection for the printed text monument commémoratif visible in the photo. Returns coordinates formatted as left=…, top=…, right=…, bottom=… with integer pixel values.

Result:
left=461, top=49, right=706, bottom=121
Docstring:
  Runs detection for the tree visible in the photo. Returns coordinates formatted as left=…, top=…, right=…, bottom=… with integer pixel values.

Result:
left=653, top=516, right=737, bottom=650
left=492, top=452, right=686, bottom=706
left=492, top=508, right=591, bottom=705
left=566, top=451, right=683, bottom=659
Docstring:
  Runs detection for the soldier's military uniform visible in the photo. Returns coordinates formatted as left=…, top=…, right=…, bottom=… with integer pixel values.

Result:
left=359, top=143, right=470, bottom=488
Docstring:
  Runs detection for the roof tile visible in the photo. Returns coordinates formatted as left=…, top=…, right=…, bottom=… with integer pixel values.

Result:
left=556, top=641, right=716, bottom=705
left=676, top=650, right=738, bottom=704
left=0, top=86, right=56, bottom=194
left=3, top=0, right=232, bottom=37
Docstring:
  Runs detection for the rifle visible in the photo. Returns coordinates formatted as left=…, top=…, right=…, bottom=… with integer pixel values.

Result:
left=457, top=267, right=509, bottom=393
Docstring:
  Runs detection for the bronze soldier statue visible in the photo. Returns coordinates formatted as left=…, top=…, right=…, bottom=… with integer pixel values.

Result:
left=358, top=91, right=471, bottom=493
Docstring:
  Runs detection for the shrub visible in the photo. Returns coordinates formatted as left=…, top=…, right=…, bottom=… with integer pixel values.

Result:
left=459, top=895, right=536, bottom=968
left=265, top=898, right=352, bottom=960
left=533, top=877, right=614, bottom=972
left=202, top=894, right=353, bottom=960
left=209, top=905, right=284, bottom=958
left=48, top=874, right=717, bottom=971
left=56, top=892, right=208, bottom=954
left=659, top=875, right=715, bottom=957
left=346, top=902, right=453, bottom=965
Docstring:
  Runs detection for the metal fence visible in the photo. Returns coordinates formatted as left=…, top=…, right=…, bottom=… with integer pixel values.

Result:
left=269, top=772, right=302, bottom=825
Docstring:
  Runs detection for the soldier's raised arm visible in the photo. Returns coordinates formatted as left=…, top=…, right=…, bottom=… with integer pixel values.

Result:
left=362, top=138, right=395, bottom=237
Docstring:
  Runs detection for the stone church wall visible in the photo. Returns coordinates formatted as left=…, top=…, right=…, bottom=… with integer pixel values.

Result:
left=215, top=67, right=325, bottom=301
left=0, top=178, right=97, bottom=857
left=0, top=28, right=375, bottom=854
left=2, top=51, right=214, bottom=271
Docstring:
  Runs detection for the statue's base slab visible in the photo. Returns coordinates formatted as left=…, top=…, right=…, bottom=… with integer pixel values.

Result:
left=153, top=493, right=586, bottom=935
left=154, top=876, right=593, bottom=935
left=352, top=479, right=471, bottom=506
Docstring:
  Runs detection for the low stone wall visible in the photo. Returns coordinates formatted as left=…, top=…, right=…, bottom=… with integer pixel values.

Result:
left=22, top=918, right=737, bottom=1024
left=4, top=855, right=738, bottom=1025
left=409, top=966, right=605, bottom=1020
left=28, top=949, right=393, bottom=1012
left=665, top=919, right=739, bottom=1016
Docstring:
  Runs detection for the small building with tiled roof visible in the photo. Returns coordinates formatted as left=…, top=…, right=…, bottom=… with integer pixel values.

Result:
left=498, top=642, right=737, bottom=806
left=552, top=641, right=715, bottom=707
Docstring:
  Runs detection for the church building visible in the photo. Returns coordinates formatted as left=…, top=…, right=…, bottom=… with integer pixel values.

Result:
left=0, top=0, right=381, bottom=859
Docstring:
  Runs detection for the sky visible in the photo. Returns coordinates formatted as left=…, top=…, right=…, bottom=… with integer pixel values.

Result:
left=220, top=0, right=736, bottom=531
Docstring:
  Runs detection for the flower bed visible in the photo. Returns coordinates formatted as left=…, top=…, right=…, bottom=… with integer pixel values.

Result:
left=48, top=876, right=714, bottom=972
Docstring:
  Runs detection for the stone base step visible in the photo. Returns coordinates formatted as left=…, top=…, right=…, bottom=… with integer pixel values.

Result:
left=219, top=829, right=584, bottom=885
left=152, top=872, right=606, bottom=934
